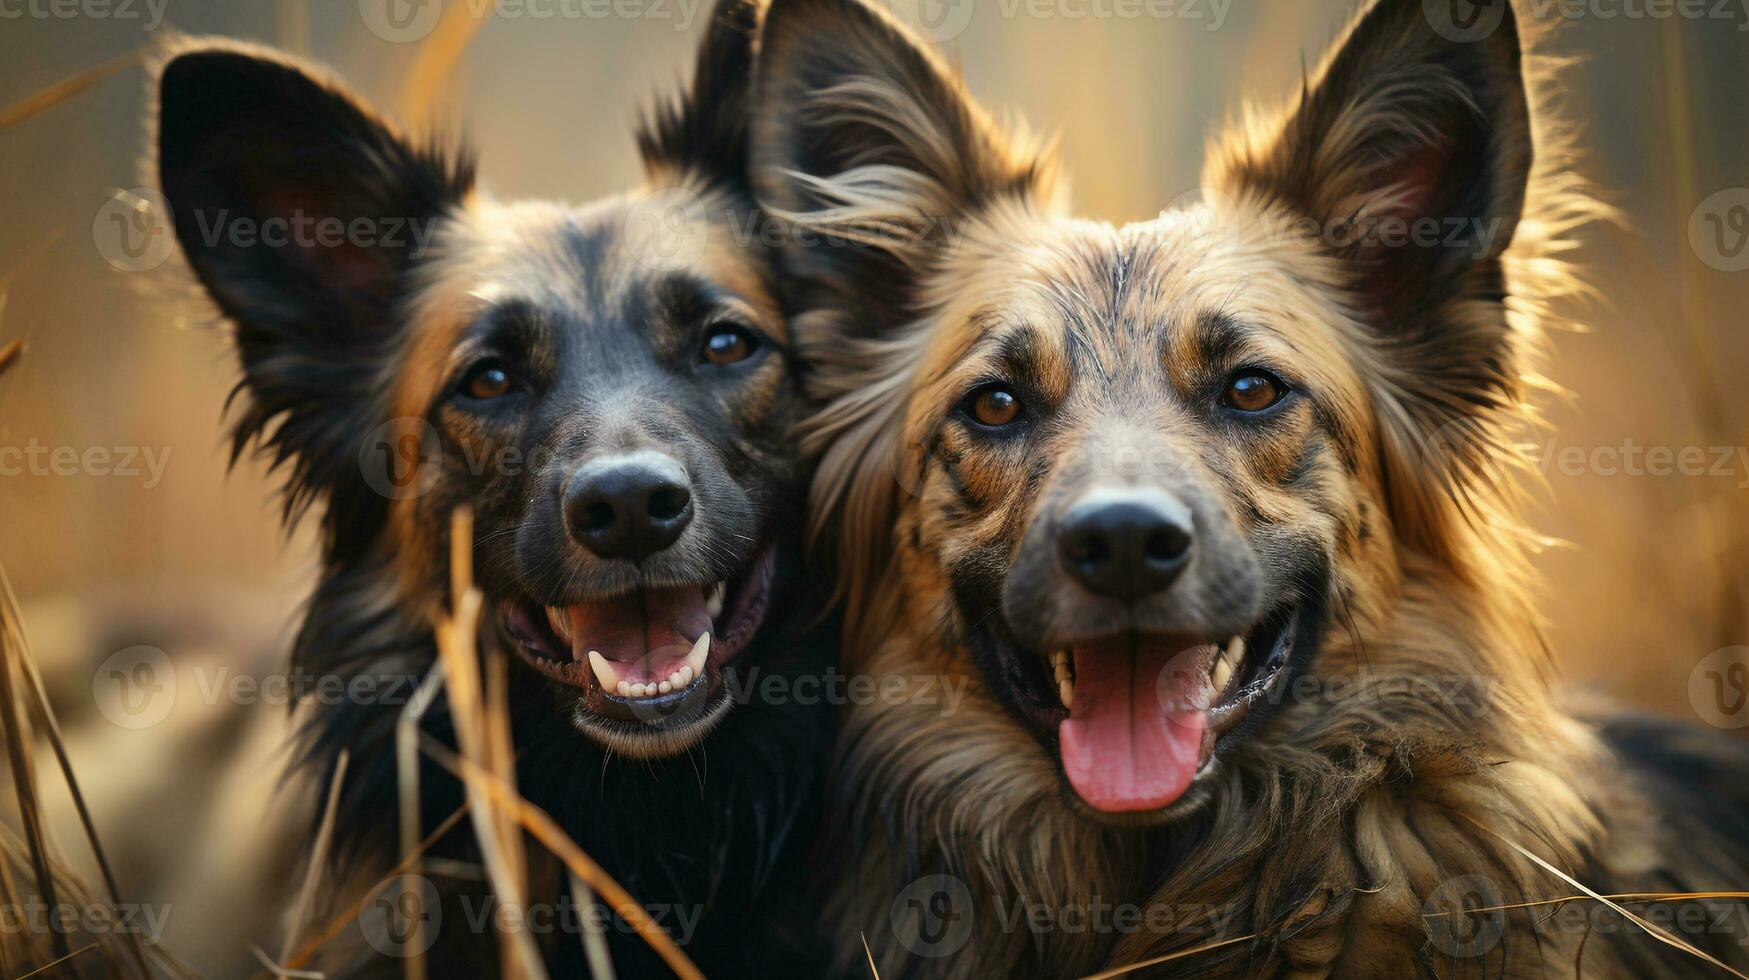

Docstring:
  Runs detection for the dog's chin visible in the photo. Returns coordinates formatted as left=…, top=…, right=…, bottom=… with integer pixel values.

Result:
left=496, top=548, right=777, bottom=759
left=978, top=592, right=1321, bottom=829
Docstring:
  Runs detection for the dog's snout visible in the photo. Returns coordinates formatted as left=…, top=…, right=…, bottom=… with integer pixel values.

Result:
left=1057, top=488, right=1194, bottom=601
left=564, top=452, right=694, bottom=561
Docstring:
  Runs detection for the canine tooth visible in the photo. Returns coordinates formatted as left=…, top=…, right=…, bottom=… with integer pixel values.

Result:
left=1226, top=636, right=1245, bottom=664
left=587, top=650, right=619, bottom=691
left=685, top=631, right=711, bottom=677
left=547, top=606, right=575, bottom=644
left=1210, top=653, right=1234, bottom=693
left=705, top=581, right=726, bottom=620
left=1058, top=677, right=1074, bottom=710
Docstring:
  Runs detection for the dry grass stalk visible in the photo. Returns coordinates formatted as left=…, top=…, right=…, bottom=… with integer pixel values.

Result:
left=277, top=750, right=351, bottom=972
left=12, top=940, right=98, bottom=979
left=275, top=0, right=310, bottom=54
left=1, top=235, right=65, bottom=390
left=0, top=564, right=152, bottom=978
left=0, top=577, right=70, bottom=962
left=0, top=48, right=144, bottom=132
left=1488, top=826, right=1749, bottom=978
left=426, top=505, right=707, bottom=979
left=396, top=665, right=446, bottom=980
left=569, top=870, right=615, bottom=980
left=1424, top=890, right=1749, bottom=919
left=1075, top=934, right=1259, bottom=980
left=0, top=557, right=161, bottom=978
left=279, top=805, right=471, bottom=975
left=432, top=508, right=545, bottom=979
left=415, top=738, right=705, bottom=980
left=397, top=0, right=486, bottom=127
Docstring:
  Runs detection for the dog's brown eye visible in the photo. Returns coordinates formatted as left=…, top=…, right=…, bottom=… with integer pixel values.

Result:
left=1223, top=371, right=1286, bottom=413
left=702, top=326, right=759, bottom=366
left=464, top=362, right=514, bottom=400
left=968, top=386, right=1023, bottom=428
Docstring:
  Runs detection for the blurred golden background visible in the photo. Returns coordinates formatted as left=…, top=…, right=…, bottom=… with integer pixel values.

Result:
left=0, top=0, right=1744, bottom=973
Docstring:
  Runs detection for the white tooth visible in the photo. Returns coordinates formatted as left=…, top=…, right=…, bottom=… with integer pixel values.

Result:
left=685, top=631, right=711, bottom=677
left=1211, top=655, right=1234, bottom=694
left=632, top=683, right=648, bottom=698
left=678, top=665, right=694, bottom=686
left=705, top=581, right=726, bottom=620
left=587, top=651, right=619, bottom=691
left=547, top=607, right=575, bottom=644
left=659, top=681, right=673, bottom=694
left=617, top=681, right=630, bottom=697
left=1059, top=677, right=1074, bottom=710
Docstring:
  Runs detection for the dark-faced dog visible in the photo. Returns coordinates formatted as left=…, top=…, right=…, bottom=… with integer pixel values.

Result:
left=154, top=2, right=835, bottom=975
left=748, top=0, right=1749, bottom=976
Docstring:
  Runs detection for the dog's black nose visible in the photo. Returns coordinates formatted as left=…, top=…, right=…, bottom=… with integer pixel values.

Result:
left=1057, top=490, right=1193, bottom=601
left=565, top=453, right=694, bottom=561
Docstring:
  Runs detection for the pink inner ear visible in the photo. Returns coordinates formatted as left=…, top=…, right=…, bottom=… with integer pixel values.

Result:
left=1379, top=140, right=1450, bottom=221
left=1349, top=136, right=1458, bottom=320
left=261, top=189, right=392, bottom=297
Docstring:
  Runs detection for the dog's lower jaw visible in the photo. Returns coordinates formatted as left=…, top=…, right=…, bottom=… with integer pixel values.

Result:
left=567, top=693, right=735, bottom=759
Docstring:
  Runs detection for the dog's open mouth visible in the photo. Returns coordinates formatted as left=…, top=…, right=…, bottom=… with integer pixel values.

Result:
left=499, top=549, right=776, bottom=732
left=1030, top=607, right=1299, bottom=814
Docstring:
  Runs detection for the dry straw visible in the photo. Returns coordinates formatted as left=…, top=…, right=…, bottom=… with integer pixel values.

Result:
left=0, top=500, right=162, bottom=977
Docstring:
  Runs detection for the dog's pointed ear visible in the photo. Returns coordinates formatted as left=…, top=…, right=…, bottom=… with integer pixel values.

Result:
left=156, top=45, right=473, bottom=517
left=1210, top=0, right=1535, bottom=553
left=751, top=0, right=1052, bottom=331
left=750, top=0, right=1053, bottom=625
left=638, top=0, right=762, bottom=187
left=1215, top=0, right=1531, bottom=323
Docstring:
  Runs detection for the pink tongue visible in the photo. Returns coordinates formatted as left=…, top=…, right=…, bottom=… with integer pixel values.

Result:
left=1059, top=641, right=1212, bottom=813
left=566, top=587, right=710, bottom=683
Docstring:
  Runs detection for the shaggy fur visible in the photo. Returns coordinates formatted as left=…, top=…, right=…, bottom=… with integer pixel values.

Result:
left=153, top=4, right=839, bottom=976
left=749, top=0, right=1749, bottom=976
